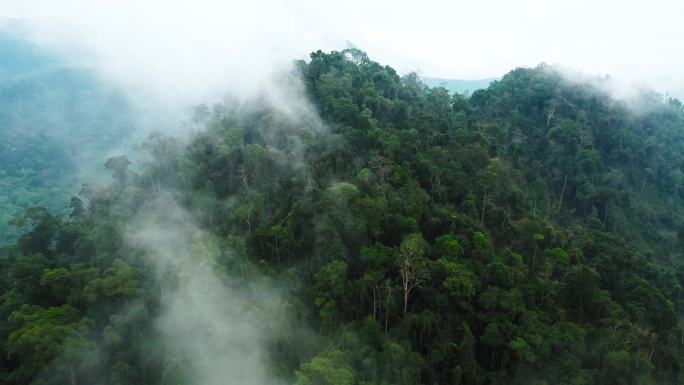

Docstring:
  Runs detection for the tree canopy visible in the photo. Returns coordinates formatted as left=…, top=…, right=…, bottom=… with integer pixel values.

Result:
left=2, top=49, right=684, bottom=384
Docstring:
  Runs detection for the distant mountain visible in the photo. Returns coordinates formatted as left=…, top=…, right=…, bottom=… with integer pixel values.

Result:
left=0, top=34, right=135, bottom=245
left=422, top=76, right=498, bottom=94
left=0, top=34, right=62, bottom=85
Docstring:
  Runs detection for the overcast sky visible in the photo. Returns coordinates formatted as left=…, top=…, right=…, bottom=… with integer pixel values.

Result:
left=2, top=0, right=683, bottom=102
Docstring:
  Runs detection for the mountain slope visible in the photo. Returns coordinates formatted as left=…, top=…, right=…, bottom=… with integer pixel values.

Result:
left=1, top=49, right=684, bottom=385
left=0, top=35, right=135, bottom=245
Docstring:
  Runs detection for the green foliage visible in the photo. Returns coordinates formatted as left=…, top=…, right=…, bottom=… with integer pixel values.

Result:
left=6, top=304, right=95, bottom=384
left=0, top=64, right=135, bottom=246
left=3, top=49, right=684, bottom=385
left=295, top=350, right=355, bottom=385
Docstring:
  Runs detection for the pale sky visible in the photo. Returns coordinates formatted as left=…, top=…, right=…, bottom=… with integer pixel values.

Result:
left=2, top=0, right=683, bottom=102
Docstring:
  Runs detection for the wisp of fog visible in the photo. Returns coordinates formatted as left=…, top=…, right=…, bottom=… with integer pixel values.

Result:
left=127, top=193, right=285, bottom=385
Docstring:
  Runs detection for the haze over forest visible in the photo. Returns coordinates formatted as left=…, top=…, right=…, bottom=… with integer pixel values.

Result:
left=1, top=1, right=684, bottom=385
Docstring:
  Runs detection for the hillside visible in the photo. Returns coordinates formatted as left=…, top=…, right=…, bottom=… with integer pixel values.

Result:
left=0, top=35, right=135, bottom=245
left=1, top=49, right=684, bottom=385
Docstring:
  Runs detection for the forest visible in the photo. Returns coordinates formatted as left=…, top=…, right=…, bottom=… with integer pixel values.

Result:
left=0, top=34, right=135, bottom=245
left=1, top=49, right=684, bottom=385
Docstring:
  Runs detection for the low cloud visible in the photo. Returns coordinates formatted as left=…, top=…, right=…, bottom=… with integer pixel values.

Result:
left=127, top=193, right=286, bottom=385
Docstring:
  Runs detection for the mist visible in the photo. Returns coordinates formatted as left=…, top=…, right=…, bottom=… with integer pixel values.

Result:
left=127, top=193, right=285, bottom=385
left=2, top=2, right=684, bottom=384
left=2, top=1, right=338, bottom=111
left=4, top=0, right=684, bottom=101
left=2, top=3, right=325, bottom=381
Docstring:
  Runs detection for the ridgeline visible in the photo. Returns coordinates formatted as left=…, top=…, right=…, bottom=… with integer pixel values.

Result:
left=2, top=49, right=684, bottom=385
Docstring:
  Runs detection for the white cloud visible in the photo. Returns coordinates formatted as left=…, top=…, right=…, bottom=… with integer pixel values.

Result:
left=3, top=0, right=683, bottom=100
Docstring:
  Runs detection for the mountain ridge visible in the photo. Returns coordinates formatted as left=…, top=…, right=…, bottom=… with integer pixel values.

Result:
left=1, top=48, right=684, bottom=385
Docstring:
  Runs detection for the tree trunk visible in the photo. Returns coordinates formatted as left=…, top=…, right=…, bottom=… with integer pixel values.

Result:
left=275, top=233, right=280, bottom=265
left=373, top=288, right=377, bottom=320
left=69, top=367, right=78, bottom=385
left=557, top=176, right=567, bottom=213
left=481, top=189, right=488, bottom=224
